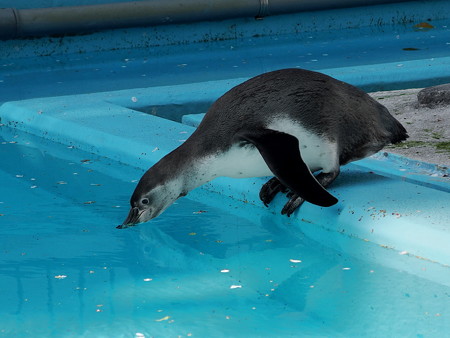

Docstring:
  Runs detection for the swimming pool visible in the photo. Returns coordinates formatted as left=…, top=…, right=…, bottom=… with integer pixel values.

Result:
left=1, top=126, right=449, bottom=337
left=1, top=0, right=450, bottom=336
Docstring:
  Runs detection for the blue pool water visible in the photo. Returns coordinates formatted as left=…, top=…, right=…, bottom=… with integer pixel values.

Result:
left=1, top=128, right=449, bottom=337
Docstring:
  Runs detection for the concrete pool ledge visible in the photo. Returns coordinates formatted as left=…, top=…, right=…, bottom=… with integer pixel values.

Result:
left=1, top=85, right=449, bottom=272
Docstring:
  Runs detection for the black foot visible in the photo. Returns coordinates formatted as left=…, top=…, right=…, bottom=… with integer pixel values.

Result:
left=281, top=194, right=305, bottom=217
left=260, top=170, right=339, bottom=216
left=259, top=177, right=287, bottom=206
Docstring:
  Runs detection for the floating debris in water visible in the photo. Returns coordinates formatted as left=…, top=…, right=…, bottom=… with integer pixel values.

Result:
left=57, top=181, right=67, bottom=185
left=15, top=174, right=23, bottom=178
left=155, top=316, right=171, bottom=322
left=30, top=185, right=38, bottom=189
left=413, top=22, right=435, bottom=31
left=230, top=285, right=242, bottom=289
left=399, top=251, right=408, bottom=255
left=342, top=267, right=351, bottom=271
left=193, top=210, right=207, bottom=214
left=143, top=278, right=153, bottom=282
left=80, top=159, right=91, bottom=163
left=84, top=201, right=96, bottom=204
left=135, top=333, right=145, bottom=338
left=220, top=269, right=230, bottom=273
left=54, top=275, right=67, bottom=279
left=131, top=96, right=138, bottom=102
left=403, top=47, right=420, bottom=51
left=289, top=259, right=302, bottom=263
left=90, top=183, right=101, bottom=186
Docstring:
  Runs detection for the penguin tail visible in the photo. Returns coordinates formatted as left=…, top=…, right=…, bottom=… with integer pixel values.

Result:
left=379, top=105, right=409, bottom=144
left=389, top=119, right=409, bottom=144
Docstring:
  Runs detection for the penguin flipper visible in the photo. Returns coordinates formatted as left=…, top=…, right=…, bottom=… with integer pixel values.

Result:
left=238, top=129, right=338, bottom=207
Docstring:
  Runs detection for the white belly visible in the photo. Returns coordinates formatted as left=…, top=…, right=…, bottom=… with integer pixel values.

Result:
left=200, top=118, right=339, bottom=182
left=212, top=145, right=272, bottom=178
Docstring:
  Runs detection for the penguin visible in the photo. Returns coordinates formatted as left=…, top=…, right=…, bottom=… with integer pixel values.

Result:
left=119, top=68, right=408, bottom=228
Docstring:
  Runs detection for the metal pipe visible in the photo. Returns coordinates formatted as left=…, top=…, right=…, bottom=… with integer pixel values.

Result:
left=0, top=0, right=409, bottom=40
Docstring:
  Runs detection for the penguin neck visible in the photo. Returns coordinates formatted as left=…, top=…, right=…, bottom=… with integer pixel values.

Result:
left=158, top=141, right=219, bottom=194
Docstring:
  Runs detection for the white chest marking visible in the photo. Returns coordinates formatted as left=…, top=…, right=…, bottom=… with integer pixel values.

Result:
left=205, top=145, right=271, bottom=179
left=194, top=118, right=339, bottom=184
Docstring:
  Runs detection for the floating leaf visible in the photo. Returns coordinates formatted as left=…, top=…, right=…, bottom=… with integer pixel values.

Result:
left=155, top=316, right=170, bottom=322
left=413, top=22, right=434, bottom=31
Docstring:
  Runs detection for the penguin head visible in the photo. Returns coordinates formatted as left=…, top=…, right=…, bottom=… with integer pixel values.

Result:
left=118, top=170, right=187, bottom=229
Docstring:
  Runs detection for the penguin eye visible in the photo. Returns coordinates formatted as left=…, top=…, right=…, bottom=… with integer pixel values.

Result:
left=141, top=198, right=149, bottom=205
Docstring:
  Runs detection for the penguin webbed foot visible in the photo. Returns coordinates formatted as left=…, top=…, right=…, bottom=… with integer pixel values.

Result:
left=259, top=177, right=287, bottom=206
left=260, top=180, right=306, bottom=216
left=260, top=177, right=305, bottom=215
left=282, top=193, right=305, bottom=217
left=260, top=170, right=340, bottom=216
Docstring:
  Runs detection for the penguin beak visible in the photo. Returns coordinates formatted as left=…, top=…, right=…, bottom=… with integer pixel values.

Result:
left=117, top=207, right=141, bottom=229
